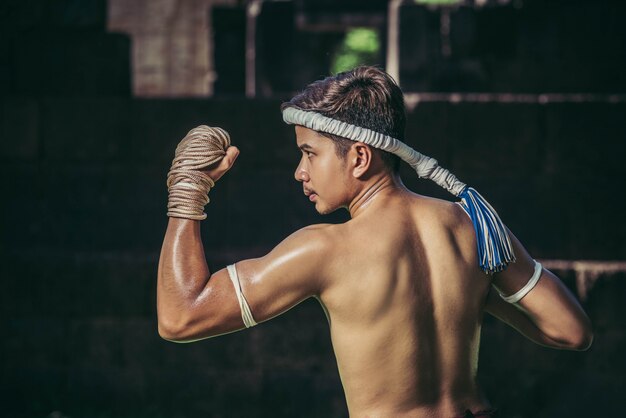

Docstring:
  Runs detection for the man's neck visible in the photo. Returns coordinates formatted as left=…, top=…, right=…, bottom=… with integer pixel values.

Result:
left=348, top=172, right=406, bottom=219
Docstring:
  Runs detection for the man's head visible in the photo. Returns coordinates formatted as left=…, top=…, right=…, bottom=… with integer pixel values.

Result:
left=282, top=66, right=406, bottom=214
left=282, top=66, right=406, bottom=174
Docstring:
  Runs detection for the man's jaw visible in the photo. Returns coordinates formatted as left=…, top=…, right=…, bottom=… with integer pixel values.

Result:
left=304, top=187, right=344, bottom=214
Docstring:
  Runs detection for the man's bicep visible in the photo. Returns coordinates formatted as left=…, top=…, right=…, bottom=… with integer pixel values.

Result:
left=162, top=266, right=251, bottom=342
left=488, top=229, right=593, bottom=349
left=491, top=230, right=537, bottom=296
left=493, top=230, right=576, bottom=310
left=231, top=226, right=331, bottom=324
left=493, top=230, right=574, bottom=317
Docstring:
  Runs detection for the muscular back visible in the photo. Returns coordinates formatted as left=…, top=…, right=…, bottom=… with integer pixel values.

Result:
left=319, top=191, right=491, bottom=417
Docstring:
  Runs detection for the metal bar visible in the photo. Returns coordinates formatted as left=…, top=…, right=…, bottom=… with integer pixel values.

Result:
left=386, top=0, right=403, bottom=85
left=404, top=92, right=626, bottom=109
left=245, top=0, right=262, bottom=98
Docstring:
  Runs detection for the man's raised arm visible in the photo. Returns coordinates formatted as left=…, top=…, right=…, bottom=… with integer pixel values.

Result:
left=485, top=230, right=593, bottom=351
left=157, top=139, right=330, bottom=343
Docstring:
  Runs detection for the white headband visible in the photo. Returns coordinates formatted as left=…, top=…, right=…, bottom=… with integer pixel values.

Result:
left=282, top=107, right=466, bottom=196
left=282, top=106, right=515, bottom=274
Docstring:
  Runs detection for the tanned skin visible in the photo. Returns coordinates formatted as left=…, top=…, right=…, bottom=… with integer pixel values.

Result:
left=158, top=125, right=593, bottom=418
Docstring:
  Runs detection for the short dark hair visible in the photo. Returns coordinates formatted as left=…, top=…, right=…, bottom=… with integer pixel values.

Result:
left=282, top=66, right=405, bottom=173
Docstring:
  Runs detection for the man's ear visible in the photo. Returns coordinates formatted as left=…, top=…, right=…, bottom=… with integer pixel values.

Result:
left=349, top=142, right=373, bottom=179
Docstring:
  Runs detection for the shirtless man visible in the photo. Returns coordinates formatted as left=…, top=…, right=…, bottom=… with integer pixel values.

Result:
left=157, top=66, right=593, bottom=418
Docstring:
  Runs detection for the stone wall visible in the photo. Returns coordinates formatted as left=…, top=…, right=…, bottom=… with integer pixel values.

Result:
left=107, top=0, right=227, bottom=97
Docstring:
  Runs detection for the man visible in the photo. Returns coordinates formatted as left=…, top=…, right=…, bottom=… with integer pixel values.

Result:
left=157, top=66, right=593, bottom=418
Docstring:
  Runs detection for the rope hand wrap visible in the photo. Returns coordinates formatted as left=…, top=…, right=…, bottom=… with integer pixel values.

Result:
left=282, top=107, right=516, bottom=274
left=167, top=125, right=231, bottom=220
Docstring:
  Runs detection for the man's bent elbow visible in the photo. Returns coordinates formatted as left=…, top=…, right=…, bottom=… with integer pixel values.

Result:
left=554, top=321, right=594, bottom=351
left=571, top=313, right=594, bottom=351
left=569, top=327, right=594, bottom=351
left=157, top=312, right=199, bottom=343
left=157, top=311, right=220, bottom=343
left=157, top=314, right=187, bottom=342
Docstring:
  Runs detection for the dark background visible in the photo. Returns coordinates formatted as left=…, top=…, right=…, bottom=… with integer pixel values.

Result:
left=1, top=0, right=625, bottom=417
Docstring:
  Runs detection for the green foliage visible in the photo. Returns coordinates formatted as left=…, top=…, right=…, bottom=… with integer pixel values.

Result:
left=344, top=28, right=380, bottom=53
left=331, top=28, right=381, bottom=74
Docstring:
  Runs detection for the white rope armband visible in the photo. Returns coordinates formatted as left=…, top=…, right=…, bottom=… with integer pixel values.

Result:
left=226, top=264, right=257, bottom=328
left=497, top=260, right=543, bottom=304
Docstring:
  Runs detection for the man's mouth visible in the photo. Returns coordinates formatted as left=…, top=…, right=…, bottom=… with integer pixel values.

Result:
left=304, top=188, right=317, bottom=202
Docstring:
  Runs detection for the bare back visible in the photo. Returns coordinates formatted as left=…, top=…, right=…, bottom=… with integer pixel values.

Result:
left=319, top=191, right=492, bottom=417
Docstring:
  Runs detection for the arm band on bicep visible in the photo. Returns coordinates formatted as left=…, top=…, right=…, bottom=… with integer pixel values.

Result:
left=497, top=260, right=543, bottom=304
left=226, top=264, right=257, bottom=328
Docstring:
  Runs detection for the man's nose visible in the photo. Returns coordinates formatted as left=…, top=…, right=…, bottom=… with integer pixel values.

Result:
left=294, top=161, right=310, bottom=182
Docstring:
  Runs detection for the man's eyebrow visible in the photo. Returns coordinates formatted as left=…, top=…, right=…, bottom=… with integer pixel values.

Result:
left=298, top=143, right=314, bottom=151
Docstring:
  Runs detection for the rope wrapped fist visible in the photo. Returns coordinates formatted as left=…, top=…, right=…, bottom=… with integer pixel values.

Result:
left=167, top=125, right=232, bottom=220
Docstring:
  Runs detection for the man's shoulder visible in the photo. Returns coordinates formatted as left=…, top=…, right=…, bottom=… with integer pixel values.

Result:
left=409, top=194, right=471, bottom=227
left=299, top=223, right=337, bottom=232
left=295, top=223, right=340, bottom=238
left=401, top=194, right=477, bottom=253
left=287, top=223, right=339, bottom=250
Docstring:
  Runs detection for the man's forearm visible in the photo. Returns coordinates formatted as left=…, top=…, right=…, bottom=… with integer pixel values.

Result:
left=157, top=128, right=239, bottom=340
left=157, top=218, right=211, bottom=338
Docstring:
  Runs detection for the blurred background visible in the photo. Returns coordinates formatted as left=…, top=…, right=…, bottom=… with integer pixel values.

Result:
left=1, top=0, right=625, bottom=417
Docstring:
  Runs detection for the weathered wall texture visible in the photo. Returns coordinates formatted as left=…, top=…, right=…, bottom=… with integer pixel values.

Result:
left=107, top=0, right=228, bottom=97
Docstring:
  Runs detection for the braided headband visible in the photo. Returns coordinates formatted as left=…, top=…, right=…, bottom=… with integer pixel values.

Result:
left=282, top=106, right=515, bottom=274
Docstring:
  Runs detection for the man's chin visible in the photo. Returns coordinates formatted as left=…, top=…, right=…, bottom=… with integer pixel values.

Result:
left=315, top=202, right=340, bottom=215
